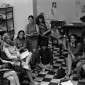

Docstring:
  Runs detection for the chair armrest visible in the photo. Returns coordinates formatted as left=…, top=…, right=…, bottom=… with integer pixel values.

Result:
left=1, top=51, right=12, bottom=61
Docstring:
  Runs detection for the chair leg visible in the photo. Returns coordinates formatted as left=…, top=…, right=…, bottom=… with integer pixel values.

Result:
left=59, top=44, right=62, bottom=58
left=3, top=78, right=10, bottom=85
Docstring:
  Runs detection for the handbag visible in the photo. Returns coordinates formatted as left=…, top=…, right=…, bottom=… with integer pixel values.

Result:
left=55, top=66, right=66, bottom=79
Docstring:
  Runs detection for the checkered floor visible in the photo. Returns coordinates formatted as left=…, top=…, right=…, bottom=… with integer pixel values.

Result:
left=21, top=45, right=85, bottom=85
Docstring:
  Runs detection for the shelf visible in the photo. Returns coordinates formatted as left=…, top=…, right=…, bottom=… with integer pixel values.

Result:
left=0, top=17, right=13, bottom=20
left=0, top=6, right=13, bottom=9
left=0, top=26, right=7, bottom=31
left=6, top=11, right=13, bottom=14
left=0, top=6, right=14, bottom=32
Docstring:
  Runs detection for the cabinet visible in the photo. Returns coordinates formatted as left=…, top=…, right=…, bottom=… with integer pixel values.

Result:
left=0, top=6, right=14, bottom=32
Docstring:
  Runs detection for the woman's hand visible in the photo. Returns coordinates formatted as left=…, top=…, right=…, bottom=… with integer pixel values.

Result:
left=17, top=55, right=21, bottom=60
left=50, top=65, right=53, bottom=71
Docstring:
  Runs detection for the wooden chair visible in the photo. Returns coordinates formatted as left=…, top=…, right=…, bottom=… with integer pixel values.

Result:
left=1, top=51, right=23, bottom=72
left=0, top=71, right=10, bottom=85
left=0, top=51, right=10, bottom=85
left=1, top=51, right=30, bottom=84
left=51, top=36, right=62, bottom=57
left=51, top=20, right=66, bottom=58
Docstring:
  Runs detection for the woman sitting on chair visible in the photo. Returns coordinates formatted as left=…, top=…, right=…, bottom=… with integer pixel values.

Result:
left=0, top=59, right=20, bottom=85
left=2, top=33, right=39, bottom=85
left=2, top=33, right=32, bottom=70
left=14, top=30, right=27, bottom=54
left=0, top=35, right=20, bottom=85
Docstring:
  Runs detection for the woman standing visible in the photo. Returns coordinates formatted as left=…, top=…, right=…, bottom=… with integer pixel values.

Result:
left=36, top=14, right=51, bottom=46
left=25, top=15, right=39, bottom=65
left=36, top=14, right=51, bottom=36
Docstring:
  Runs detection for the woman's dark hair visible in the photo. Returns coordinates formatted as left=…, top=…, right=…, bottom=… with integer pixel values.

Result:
left=17, top=30, right=25, bottom=39
left=28, top=15, right=34, bottom=20
left=68, top=34, right=78, bottom=42
left=68, top=34, right=79, bottom=48
left=36, top=14, right=45, bottom=25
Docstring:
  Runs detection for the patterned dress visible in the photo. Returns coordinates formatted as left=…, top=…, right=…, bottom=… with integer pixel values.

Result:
left=38, top=23, right=50, bottom=46
left=25, top=23, right=38, bottom=52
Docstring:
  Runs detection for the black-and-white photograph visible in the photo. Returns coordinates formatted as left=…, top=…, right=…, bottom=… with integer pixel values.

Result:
left=0, top=0, right=85, bottom=85
left=52, top=2, right=57, bottom=8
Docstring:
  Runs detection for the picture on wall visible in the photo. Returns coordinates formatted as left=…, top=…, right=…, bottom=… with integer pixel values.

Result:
left=81, top=5, right=85, bottom=13
left=52, top=2, right=57, bottom=8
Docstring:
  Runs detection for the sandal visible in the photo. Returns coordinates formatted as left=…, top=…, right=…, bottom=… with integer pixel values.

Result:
left=77, top=75, right=81, bottom=80
left=62, top=72, right=72, bottom=80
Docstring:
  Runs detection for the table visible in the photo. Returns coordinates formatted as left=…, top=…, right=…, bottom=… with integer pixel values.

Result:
left=62, top=23, right=85, bottom=36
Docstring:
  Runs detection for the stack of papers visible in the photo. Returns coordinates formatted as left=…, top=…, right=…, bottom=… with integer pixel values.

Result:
left=61, top=80, right=73, bottom=85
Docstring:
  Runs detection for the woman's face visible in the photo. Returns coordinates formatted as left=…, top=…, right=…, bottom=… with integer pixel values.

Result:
left=18, top=32, right=24, bottom=39
left=70, top=35, right=76, bottom=43
left=5, top=36, right=11, bottom=44
left=28, top=17, right=34, bottom=24
left=39, top=18, right=43, bottom=23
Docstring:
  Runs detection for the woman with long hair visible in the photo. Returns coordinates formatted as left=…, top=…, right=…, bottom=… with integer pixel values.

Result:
left=65, top=34, right=82, bottom=79
left=36, top=14, right=51, bottom=36
left=2, top=33, right=39, bottom=85
left=14, top=30, right=26, bottom=52
left=0, top=34, right=20, bottom=85
left=36, top=14, right=51, bottom=46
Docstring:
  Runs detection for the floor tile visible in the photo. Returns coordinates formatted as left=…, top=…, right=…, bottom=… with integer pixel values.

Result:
left=34, top=77, right=44, bottom=81
left=42, top=78, right=52, bottom=82
left=45, top=74, right=54, bottom=78
left=49, top=82, right=58, bottom=85
left=41, top=81, right=50, bottom=85
left=50, top=79, right=60, bottom=83
left=37, top=74, right=46, bottom=77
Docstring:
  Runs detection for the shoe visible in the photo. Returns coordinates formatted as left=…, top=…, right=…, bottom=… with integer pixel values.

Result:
left=23, top=65, right=31, bottom=70
left=62, top=72, right=72, bottom=80
left=77, top=75, right=81, bottom=80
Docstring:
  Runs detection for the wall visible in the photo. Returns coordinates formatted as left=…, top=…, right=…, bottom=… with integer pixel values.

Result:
left=0, top=0, right=33, bottom=34
left=37, top=0, right=85, bottom=23
left=14, top=0, right=33, bottom=34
